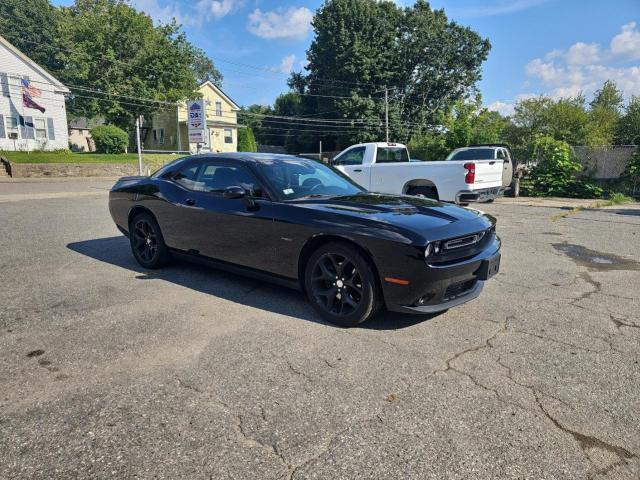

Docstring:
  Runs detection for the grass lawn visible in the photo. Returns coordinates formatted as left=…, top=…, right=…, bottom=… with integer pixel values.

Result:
left=0, top=151, right=183, bottom=169
left=1, top=151, right=182, bottom=164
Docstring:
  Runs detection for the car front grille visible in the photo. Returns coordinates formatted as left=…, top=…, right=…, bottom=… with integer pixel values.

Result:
left=442, top=230, right=487, bottom=251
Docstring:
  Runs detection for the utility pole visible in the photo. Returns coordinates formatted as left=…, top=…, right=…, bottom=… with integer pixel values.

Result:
left=175, top=103, right=182, bottom=152
left=136, top=115, right=143, bottom=175
left=384, top=87, right=389, bottom=143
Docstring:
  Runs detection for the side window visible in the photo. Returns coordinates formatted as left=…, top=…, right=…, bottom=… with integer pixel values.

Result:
left=334, top=146, right=365, bottom=166
left=496, top=149, right=506, bottom=160
left=196, top=163, right=265, bottom=197
left=173, top=164, right=201, bottom=190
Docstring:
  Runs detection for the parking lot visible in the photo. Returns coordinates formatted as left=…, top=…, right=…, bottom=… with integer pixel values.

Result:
left=1, top=178, right=639, bottom=479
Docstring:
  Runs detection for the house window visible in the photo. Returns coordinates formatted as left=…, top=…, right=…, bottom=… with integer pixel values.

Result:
left=215, top=101, right=222, bottom=116
left=6, top=116, right=19, bottom=139
left=153, top=129, right=158, bottom=144
left=224, top=128, right=233, bottom=144
left=159, top=128, right=165, bottom=145
left=34, top=118, right=47, bottom=139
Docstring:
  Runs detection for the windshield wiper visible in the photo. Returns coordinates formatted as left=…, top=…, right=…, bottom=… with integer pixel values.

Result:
left=296, top=194, right=332, bottom=200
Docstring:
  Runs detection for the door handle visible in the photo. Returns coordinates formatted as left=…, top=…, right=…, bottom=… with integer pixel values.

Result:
left=184, top=198, right=196, bottom=206
left=489, top=161, right=496, bottom=165
left=353, top=169, right=362, bottom=172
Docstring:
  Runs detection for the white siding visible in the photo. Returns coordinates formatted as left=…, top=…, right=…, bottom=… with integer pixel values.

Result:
left=0, top=42, right=69, bottom=151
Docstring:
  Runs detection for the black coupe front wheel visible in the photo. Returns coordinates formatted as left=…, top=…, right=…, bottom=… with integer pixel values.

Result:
left=129, top=213, right=170, bottom=269
left=305, top=242, right=380, bottom=327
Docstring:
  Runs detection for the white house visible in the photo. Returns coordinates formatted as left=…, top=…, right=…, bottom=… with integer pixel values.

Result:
left=0, top=34, right=70, bottom=151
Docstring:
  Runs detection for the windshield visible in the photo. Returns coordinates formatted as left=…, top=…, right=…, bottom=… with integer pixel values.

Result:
left=447, top=148, right=495, bottom=161
left=256, top=157, right=364, bottom=201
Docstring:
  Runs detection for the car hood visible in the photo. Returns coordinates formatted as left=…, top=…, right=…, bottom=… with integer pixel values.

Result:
left=292, top=193, right=495, bottom=243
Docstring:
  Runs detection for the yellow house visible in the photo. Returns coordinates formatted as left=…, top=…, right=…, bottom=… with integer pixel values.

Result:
left=143, top=81, right=240, bottom=153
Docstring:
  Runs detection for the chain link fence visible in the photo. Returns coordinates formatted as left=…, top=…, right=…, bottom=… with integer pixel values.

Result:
left=571, top=145, right=637, bottom=179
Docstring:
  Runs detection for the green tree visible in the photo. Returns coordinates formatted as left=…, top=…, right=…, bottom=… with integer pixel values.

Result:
left=56, top=0, right=222, bottom=129
left=288, top=0, right=490, bottom=151
left=616, top=96, right=640, bottom=145
left=545, top=96, right=589, bottom=145
left=0, top=0, right=63, bottom=73
left=237, top=127, right=257, bottom=152
left=590, top=80, right=623, bottom=112
left=586, top=80, right=623, bottom=146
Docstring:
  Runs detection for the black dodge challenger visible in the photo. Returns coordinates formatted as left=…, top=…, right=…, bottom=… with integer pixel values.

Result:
left=109, top=153, right=501, bottom=327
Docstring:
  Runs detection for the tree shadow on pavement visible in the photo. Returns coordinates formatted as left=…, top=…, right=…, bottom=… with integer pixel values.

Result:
left=67, top=236, right=441, bottom=331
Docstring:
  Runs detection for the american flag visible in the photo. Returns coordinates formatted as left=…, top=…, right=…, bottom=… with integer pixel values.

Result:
left=23, top=93, right=46, bottom=113
left=21, top=78, right=42, bottom=97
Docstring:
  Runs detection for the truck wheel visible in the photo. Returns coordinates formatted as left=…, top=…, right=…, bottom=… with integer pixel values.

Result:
left=407, top=186, right=438, bottom=201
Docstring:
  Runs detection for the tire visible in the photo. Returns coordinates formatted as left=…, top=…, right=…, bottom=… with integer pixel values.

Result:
left=129, top=212, right=170, bottom=269
left=304, top=242, right=380, bottom=327
left=407, top=186, right=438, bottom=201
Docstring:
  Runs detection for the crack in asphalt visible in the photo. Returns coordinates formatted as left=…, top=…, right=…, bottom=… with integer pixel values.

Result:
left=535, top=392, right=636, bottom=473
left=426, top=313, right=639, bottom=477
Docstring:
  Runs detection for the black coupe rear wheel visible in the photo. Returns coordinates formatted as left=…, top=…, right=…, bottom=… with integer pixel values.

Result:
left=305, top=242, right=379, bottom=327
left=129, top=213, right=170, bottom=269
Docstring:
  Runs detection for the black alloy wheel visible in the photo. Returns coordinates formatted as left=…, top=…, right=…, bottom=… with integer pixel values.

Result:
left=305, top=242, right=379, bottom=327
left=129, top=213, right=170, bottom=269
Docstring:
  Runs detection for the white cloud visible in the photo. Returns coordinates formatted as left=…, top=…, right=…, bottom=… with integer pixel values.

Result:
left=487, top=101, right=515, bottom=116
left=133, top=0, right=243, bottom=25
left=565, top=42, right=599, bottom=66
left=523, top=22, right=640, bottom=100
left=487, top=94, right=536, bottom=116
left=247, top=7, right=313, bottom=40
left=197, top=0, right=244, bottom=20
left=133, top=0, right=198, bottom=26
left=610, top=22, right=640, bottom=61
left=271, top=54, right=296, bottom=74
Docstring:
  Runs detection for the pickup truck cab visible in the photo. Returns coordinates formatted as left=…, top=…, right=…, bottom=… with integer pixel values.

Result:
left=332, top=142, right=506, bottom=204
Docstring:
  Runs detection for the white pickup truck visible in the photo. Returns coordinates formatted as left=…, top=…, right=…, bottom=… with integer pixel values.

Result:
left=331, top=142, right=511, bottom=204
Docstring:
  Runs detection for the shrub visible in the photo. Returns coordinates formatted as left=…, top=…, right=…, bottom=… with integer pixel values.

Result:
left=90, top=125, right=129, bottom=154
left=527, top=135, right=603, bottom=198
left=238, top=127, right=257, bottom=152
left=622, top=149, right=640, bottom=197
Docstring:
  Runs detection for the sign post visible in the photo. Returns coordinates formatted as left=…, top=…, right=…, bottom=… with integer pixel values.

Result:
left=136, top=115, right=143, bottom=175
left=187, top=100, right=207, bottom=152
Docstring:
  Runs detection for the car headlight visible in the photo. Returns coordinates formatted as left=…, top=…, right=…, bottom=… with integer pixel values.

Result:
left=424, top=241, right=441, bottom=259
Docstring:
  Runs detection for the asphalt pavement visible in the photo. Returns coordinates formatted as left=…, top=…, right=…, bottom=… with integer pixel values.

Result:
left=1, top=178, right=639, bottom=479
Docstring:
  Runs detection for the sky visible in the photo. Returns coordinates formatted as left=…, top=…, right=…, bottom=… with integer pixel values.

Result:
left=50, top=0, right=640, bottom=114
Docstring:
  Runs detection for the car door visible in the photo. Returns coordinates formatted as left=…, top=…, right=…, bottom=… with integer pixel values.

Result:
left=498, top=148, right=514, bottom=188
left=165, top=159, right=276, bottom=270
left=333, top=146, right=370, bottom=189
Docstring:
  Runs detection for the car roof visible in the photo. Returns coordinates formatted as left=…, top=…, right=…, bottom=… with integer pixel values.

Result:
left=452, top=146, right=502, bottom=152
left=180, top=152, right=308, bottom=164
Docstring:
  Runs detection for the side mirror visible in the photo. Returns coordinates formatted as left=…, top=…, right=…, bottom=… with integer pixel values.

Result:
left=223, top=186, right=246, bottom=199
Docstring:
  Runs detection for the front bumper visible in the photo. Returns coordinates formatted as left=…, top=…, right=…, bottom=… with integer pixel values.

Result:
left=382, top=236, right=500, bottom=314
left=455, top=187, right=503, bottom=204
left=393, top=280, right=484, bottom=313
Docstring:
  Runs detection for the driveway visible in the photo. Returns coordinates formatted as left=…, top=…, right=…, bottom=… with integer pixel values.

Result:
left=1, top=179, right=639, bottom=479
